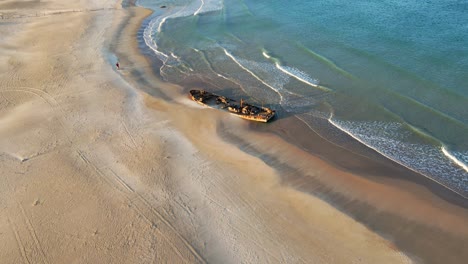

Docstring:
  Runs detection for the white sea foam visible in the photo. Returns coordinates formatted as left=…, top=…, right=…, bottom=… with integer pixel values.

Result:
left=453, top=151, right=468, bottom=165
left=224, top=48, right=323, bottom=110
left=143, top=0, right=224, bottom=72
left=191, top=48, right=237, bottom=87
left=223, top=48, right=284, bottom=102
left=142, top=3, right=196, bottom=61
left=157, top=16, right=168, bottom=32
left=143, top=4, right=196, bottom=72
left=277, top=65, right=324, bottom=89
left=262, top=51, right=271, bottom=59
left=194, top=0, right=223, bottom=16
left=262, top=50, right=330, bottom=92
left=442, top=147, right=468, bottom=173
left=194, top=0, right=204, bottom=15
left=216, top=73, right=230, bottom=80
left=237, top=59, right=290, bottom=92
left=143, top=17, right=169, bottom=61
left=329, top=117, right=468, bottom=198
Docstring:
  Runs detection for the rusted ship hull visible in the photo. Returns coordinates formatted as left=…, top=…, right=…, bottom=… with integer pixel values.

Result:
left=189, top=90, right=275, bottom=122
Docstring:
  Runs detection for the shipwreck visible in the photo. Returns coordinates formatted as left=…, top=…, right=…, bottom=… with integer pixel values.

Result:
left=189, top=90, right=276, bottom=122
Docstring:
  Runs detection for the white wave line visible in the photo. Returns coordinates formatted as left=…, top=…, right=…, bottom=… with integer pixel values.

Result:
left=262, top=51, right=330, bottom=92
left=278, top=64, right=331, bottom=91
left=143, top=19, right=169, bottom=60
left=223, top=48, right=283, bottom=102
left=262, top=51, right=271, bottom=59
left=194, top=0, right=204, bottom=15
left=192, top=48, right=229, bottom=80
left=158, top=16, right=168, bottom=32
left=442, top=146, right=468, bottom=173
left=144, top=5, right=192, bottom=65
left=328, top=114, right=467, bottom=198
left=191, top=48, right=231, bottom=82
left=277, top=64, right=317, bottom=87
left=216, top=73, right=230, bottom=80
left=158, top=4, right=189, bottom=32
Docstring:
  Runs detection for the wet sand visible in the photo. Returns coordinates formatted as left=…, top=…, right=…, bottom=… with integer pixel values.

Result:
left=0, top=0, right=466, bottom=263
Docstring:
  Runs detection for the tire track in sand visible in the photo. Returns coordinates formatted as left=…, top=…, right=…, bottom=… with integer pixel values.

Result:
left=8, top=217, right=31, bottom=264
left=76, top=150, right=206, bottom=264
left=17, top=203, right=50, bottom=264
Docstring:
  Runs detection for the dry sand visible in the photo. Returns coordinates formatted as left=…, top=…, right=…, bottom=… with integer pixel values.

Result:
left=0, top=0, right=466, bottom=263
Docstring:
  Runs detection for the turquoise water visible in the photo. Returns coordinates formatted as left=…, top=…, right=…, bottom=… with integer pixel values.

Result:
left=138, top=0, right=468, bottom=196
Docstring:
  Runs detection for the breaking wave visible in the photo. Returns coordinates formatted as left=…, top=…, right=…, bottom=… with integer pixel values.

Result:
left=142, top=0, right=223, bottom=66
left=223, top=48, right=285, bottom=102
left=330, top=118, right=468, bottom=198
left=262, top=50, right=330, bottom=92
left=442, top=147, right=468, bottom=173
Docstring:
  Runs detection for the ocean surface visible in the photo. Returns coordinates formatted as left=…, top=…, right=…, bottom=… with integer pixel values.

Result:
left=137, top=0, right=468, bottom=197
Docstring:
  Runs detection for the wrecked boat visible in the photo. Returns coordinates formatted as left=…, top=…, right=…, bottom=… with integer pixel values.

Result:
left=189, top=90, right=276, bottom=122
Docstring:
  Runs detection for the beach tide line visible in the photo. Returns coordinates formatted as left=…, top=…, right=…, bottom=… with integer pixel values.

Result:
left=328, top=114, right=467, bottom=199
left=143, top=17, right=169, bottom=60
left=143, top=4, right=193, bottom=67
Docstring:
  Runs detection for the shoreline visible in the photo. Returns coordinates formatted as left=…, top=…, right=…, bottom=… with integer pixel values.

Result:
left=128, top=2, right=468, bottom=263
left=270, top=115, right=468, bottom=208
left=169, top=58, right=467, bottom=205
left=163, top=46, right=467, bottom=206
left=132, top=0, right=468, bottom=199
left=109, top=3, right=417, bottom=262
left=106, top=5, right=416, bottom=263
left=0, top=0, right=466, bottom=263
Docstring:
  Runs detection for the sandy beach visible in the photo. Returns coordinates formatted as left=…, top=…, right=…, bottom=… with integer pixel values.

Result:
left=0, top=0, right=467, bottom=263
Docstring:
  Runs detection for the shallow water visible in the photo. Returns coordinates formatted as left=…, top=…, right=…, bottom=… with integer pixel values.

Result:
left=137, top=0, right=468, bottom=196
